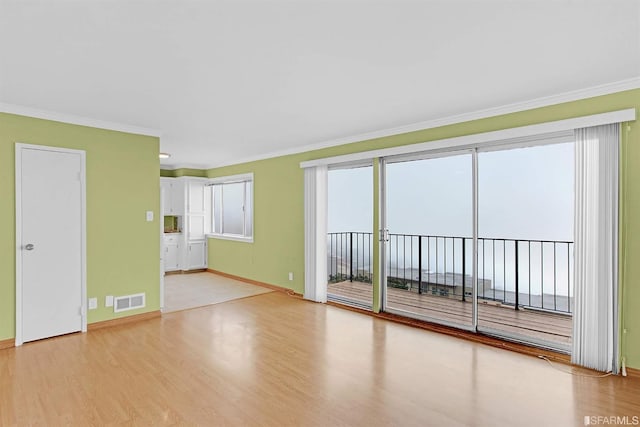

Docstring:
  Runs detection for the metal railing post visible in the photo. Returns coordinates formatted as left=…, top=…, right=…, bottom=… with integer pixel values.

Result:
left=462, top=238, right=466, bottom=302
left=418, top=236, right=422, bottom=294
left=515, top=240, right=520, bottom=311
left=349, top=232, right=354, bottom=282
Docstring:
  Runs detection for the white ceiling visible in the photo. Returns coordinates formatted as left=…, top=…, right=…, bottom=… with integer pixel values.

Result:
left=1, top=0, right=639, bottom=169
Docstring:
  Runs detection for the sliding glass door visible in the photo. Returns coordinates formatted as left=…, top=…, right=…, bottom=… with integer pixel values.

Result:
left=383, top=152, right=474, bottom=329
left=378, top=138, right=574, bottom=352
left=327, top=165, right=374, bottom=309
left=476, top=142, right=574, bottom=351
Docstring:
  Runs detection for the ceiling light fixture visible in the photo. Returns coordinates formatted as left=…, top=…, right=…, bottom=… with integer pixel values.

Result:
left=159, top=152, right=171, bottom=159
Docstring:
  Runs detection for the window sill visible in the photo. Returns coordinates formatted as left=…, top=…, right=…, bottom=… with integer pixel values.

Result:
left=206, top=233, right=254, bottom=243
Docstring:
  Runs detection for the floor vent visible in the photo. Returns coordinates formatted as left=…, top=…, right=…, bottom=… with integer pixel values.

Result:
left=113, top=293, right=146, bottom=313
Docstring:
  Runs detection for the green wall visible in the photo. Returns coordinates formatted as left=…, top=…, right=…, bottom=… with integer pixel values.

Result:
left=206, top=89, right=640, bottom=368
left=0, top=113, right=160, bottom=340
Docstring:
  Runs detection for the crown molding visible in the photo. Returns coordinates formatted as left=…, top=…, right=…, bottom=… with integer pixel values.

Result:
left=0, top=102, right=162, bottom=137
left=203, top=76, right=640, bottom=170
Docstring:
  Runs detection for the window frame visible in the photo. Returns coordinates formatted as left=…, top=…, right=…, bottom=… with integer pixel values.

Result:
left=206, top=173, right=254, bottom=243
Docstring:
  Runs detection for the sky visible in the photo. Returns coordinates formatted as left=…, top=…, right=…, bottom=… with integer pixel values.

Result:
left=328, top=142, right=574, bottom=242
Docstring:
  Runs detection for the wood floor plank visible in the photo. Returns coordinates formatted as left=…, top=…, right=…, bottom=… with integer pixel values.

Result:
left=0, top=291, right=636, bottom=426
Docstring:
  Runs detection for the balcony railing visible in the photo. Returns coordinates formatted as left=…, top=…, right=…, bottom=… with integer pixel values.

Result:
left=328, top=232, right=374, bottom=284
left=328, top=232, right=573, bottom=314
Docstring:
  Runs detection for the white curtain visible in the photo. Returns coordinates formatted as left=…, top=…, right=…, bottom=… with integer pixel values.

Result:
left=572, top=123, right=619, bottom=373
left=304, top=166, right=328, bottom=302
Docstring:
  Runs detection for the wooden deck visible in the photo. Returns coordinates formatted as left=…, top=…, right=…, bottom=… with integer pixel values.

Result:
left=328, top=281, right=572, bottom=348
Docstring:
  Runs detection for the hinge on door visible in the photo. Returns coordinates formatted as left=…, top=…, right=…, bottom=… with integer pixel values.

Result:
left=379, top=229, right=390, bottom=242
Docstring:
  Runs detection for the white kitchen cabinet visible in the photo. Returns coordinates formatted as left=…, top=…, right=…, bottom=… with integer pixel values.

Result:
left=160, top=178, right=185, bottom=215
left=186, top=179, right=209, bottom=240
left=160, top=177, right=209, bottom=272
left=163, top=234, right=181, bottom=271
left=185, top=179, right=209, bottom=269
left=186, top=240, right=207, bottom=270
left=188, top=180, right=207, bottom=214
left=187, top=215, right=206, bottom=240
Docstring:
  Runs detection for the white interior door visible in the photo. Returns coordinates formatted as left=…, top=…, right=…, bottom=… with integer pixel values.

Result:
left=16, top=144, right=86, bottom=345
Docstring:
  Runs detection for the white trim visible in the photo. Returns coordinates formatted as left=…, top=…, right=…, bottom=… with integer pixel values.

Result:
left=327, top=159, right=374, bottom=171
left=206, top=233, right=254, bottom=243
left=176, top=77, right=640, bottom=170
left=387, top=146, right=475, bottom=165
left=81, top=150, right=87, bottom=334
left=474, top=131, right=575, bottom=154
left=159, top=183, right=165, bottom=312
left=300, top=109, right=636, bottom=168
left=471, top=149, right=478, bottom=330
left=207, top=173, right=253, bottom=185
left=15, top=147, right=22, bottom=346
left=0, top=102, right=162, bottom=137
left=15, top=143, right=87, bottom=346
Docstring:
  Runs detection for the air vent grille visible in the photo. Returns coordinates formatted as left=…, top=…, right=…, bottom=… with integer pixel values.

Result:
left=113, top=293, right=146, bottom=313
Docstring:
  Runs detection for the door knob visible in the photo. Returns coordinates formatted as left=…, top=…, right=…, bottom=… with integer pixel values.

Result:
left=25, top=244, right=35, bottom=251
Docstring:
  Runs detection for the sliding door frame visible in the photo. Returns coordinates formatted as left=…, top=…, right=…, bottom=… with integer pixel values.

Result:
left=326, top=161, right=375, bottom=310
left=379, top=157, right=388, bottom=312
left=380, top=148, right=478, bottom=332
left=379, top=137, right=575, bottom=352
left=473, top=139, right=575, bottom=353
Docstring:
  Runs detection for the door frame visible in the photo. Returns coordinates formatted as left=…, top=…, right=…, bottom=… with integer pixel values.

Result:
left=380, top=148, right=479, bottom=332
left=15, top=143, right=87, bottom=346
left=159, top=183, right=165, bottom=311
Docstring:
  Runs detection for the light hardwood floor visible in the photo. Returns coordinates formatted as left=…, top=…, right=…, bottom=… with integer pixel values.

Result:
left=0, top=291, right=638, bottom=426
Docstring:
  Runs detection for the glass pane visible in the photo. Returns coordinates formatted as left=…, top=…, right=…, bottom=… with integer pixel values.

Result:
left=213, top=186, right=222, bottom=234
left=478, top=142, right=574, bottom=350
left=385, top=153, right=473, bottom=327
left=327, top=166, right=373, bottom=309
left=245, top=181, right=253, bottom=237
left=222, top=182, right=244, bottom=235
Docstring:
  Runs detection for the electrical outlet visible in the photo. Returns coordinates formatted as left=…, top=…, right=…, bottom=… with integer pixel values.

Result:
left=88, top=297, right=98, bottom=310
left=288, top=272, right=294, bottom=281
left=105, top=295, right=114, bottom=307
left=146, top=211, right=154, bottom=221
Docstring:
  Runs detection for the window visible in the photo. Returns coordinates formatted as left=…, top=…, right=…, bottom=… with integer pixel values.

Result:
left=208, top=174, right=253, bottom=241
